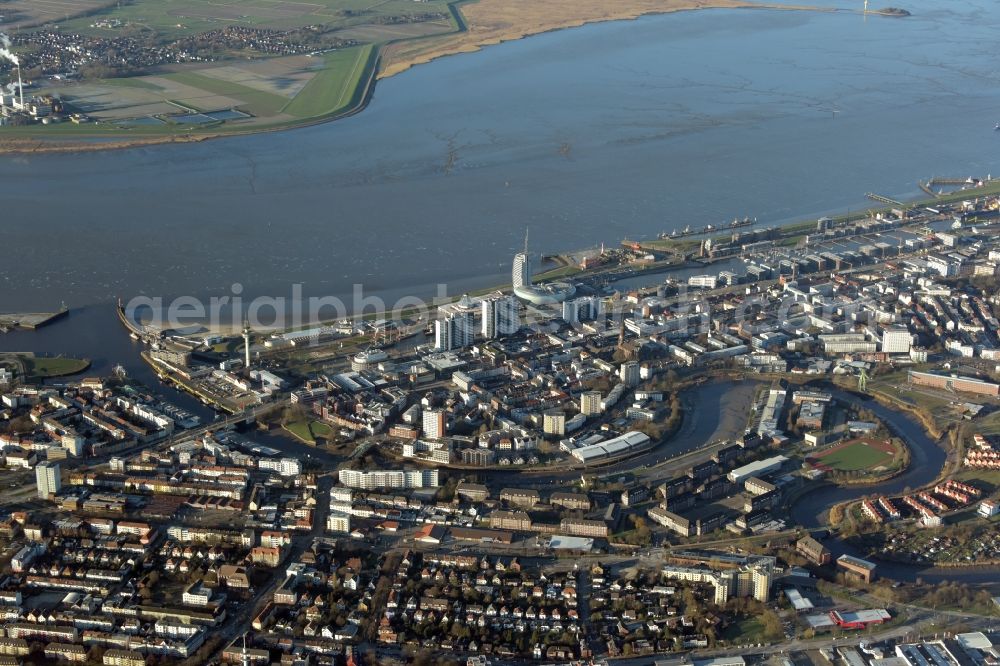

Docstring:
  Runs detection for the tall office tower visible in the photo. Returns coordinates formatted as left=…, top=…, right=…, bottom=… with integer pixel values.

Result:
left=482, top=295, right=520, bottom=338
left=422, top=409, right=447, bottom=439
left=36, top=461, right=61, bottom=499
left=580, top=390, right=603, bottom=416
left=435, top=310, right=475, bottom=351
left=620, top=361, right=641, bottom=388
left=512, top=228, right=532, bottom=290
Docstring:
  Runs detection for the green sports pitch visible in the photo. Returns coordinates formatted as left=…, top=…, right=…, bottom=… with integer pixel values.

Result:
left=809, top=439, right=895, bottom=472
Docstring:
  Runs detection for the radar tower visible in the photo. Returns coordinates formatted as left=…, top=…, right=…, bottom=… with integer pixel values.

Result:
left=243, top=318, right=252, bottom=370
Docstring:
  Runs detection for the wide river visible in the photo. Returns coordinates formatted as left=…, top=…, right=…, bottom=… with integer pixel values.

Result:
left=3, top=0, right=1000, bottom=314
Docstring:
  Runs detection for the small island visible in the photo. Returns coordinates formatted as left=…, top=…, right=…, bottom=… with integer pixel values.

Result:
left=876, top=7, right=911, bottom=16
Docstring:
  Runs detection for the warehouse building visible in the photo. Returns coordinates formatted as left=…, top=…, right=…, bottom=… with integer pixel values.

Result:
left=569, top=431, right=652, bottom=464
left=837, top=554, right=877, bottom=583
left=907, top=371, right=1000, bottom=397
left=728, top=456, right=788, bottom=484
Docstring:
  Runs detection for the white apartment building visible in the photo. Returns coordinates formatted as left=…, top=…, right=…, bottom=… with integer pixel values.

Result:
left=337, top=468, right=439, bottom=490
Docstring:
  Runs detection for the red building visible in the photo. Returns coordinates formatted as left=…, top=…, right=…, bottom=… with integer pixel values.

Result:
left=829, top=609, right=891, bottom=629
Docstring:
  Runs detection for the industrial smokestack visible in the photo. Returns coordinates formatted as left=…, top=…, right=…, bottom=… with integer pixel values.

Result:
left=0, top=32, right=18, bottom=67
left=0, top=32, right=22, bottom=108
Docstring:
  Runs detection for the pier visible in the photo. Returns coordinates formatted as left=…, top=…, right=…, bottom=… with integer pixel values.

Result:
left=918, top=181, right=937, bottom=198
left=928, top=177, right=979, bottom=187
left=865, top=192, right=903, bottom=206
left=116, top=299, right=162, bottom=344
left=0, top=307, right=69, bottom=331
left=918, top=177, right=982, bottom=198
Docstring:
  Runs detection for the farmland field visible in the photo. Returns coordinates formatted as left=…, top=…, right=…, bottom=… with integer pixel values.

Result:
left=163, top=70, right=292, bottom=116
left=53, top=0, right=455, bottom=39
left=0, top=0, right=116, bottom=30
left=46, top=45, right=374, bottom=124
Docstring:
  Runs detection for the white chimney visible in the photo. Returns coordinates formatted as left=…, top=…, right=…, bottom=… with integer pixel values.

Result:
left=16, top=63, right=23, bottom=109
